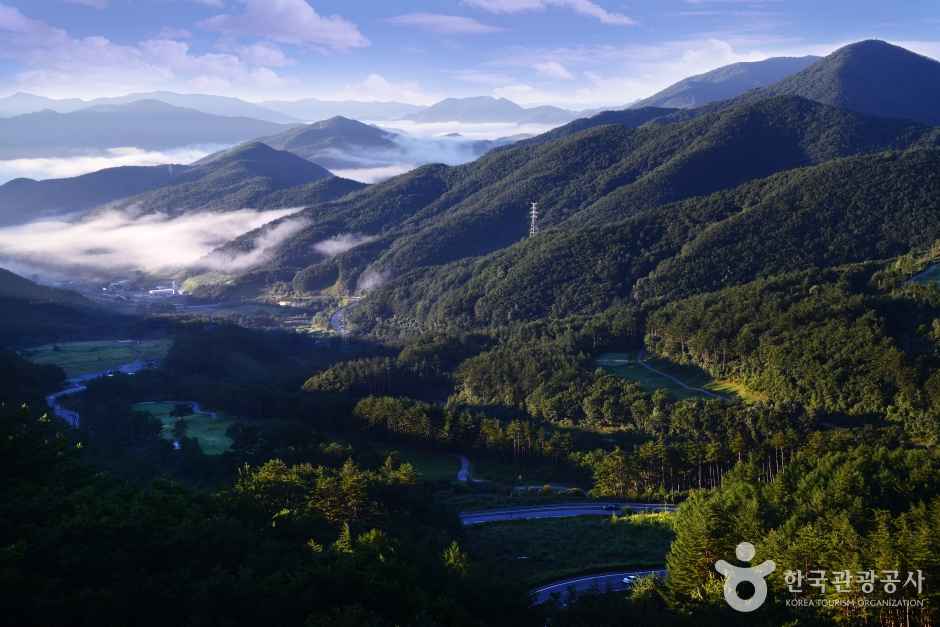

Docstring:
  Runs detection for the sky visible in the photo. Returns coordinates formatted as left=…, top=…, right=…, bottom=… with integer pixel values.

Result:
left=1, top=0, right=939, bottom=109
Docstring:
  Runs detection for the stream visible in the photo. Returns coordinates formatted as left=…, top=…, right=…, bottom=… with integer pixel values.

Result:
left=44, top=360, right=149, bottom=427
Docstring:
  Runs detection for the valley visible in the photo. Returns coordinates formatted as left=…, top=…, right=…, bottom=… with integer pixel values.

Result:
left=2, top=15, right=940, bottom=626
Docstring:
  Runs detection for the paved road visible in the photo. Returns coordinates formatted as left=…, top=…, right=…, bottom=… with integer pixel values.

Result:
left=531, top=569, right=666, bottom=605
left=456, top=455, right=471, bottom=481
left=460, top=502, right=676, bottom=525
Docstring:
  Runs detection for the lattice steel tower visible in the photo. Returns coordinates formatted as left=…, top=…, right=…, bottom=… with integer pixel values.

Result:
left=529, top=202, right=539, bottom=237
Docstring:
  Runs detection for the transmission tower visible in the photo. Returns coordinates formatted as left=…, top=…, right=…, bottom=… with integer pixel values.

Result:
left=529, top=202, right=540, bottom=238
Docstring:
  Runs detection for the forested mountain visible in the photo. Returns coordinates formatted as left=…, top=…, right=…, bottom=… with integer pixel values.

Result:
left=0, top=268, right=92, bottom=308
left=510, top=107, right=679, bottom=149
left=405, top=97, right=577, bottom=124
left=0, top=100, right=291, bottom=158
left=198, top=95, right=940, bottom=300
left=753, top=40, right=940, bottom=125
left=259, top=116, right=400, bottom=169
left=0, top=164, right=185, bottom=226
left=101, top=142, right=334, bottom=216
left=0, top=268, right=133, bottom=346
left=353, top=148, right=940, bottom=331
left=631, top=55, right=819, bottom=109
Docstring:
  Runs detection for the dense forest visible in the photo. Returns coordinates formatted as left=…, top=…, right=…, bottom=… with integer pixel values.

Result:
left=8, top=39, right=940, bottom=626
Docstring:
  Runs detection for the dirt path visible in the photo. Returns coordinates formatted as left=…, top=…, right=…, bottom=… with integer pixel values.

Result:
left=637, top=350, right=722, bottom=399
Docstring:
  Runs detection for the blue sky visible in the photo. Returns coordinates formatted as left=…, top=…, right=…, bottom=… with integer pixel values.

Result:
left=1, top=0, right=939, bottom=108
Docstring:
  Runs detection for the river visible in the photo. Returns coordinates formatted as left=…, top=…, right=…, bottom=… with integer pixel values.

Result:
left=44, top=360, right=150, bottom=427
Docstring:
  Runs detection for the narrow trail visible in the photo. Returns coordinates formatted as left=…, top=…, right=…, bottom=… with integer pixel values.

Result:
left=637, top=350, right=722, bottom=399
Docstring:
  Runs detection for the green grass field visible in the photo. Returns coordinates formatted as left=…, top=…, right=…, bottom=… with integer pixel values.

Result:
left=597, top=352, right=764, bottom=402
left=383, top=446, right=460, bottom=481
left=133, top=401, right=234, bottom=456
left=465, top=512, right=674, bottom=586
left=23, top=339, right=172, bottom=378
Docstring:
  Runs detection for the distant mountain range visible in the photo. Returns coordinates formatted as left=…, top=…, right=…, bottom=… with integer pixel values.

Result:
left=0, top=91, right=296, bottom=123
left=0, top=92, right=575, bottom=126
left=631, top=55, right=820, bottom=109
left=404, top=97, right=578, bottom=125
left=179, top=40, right=940, bottom=309
left=0, top=142, right=364, bottom=225
left=256, top=115, right=525, bottom=170
left=259, top=99, right=425, bottom=122
left=0, top=100, right=292, bottom=159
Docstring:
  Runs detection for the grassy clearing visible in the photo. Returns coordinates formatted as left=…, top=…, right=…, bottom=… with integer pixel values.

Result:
left=133, top=401, right=234, bottom=456
left=707, top=379, right=769, bottom=403
left=23, top=339, right=172, bottom=378
left=597, top=352, right=767, bottom=403
left=382, top=446, right=459, bottom=481
left=597, top=352, right=714, bottom=400
left=465, top=512, right=674, bottom=586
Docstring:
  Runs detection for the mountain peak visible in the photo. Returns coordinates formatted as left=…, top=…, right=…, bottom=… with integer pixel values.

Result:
left=761, top=39, right=940, bottom=125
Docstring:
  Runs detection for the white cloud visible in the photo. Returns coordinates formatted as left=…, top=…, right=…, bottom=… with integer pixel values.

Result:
left=312, top=233, right=378, bottom=257
left=0, top=4, right=292, bottom=98
left=463, top=0, right=635, bottom=26
left=387, top=13, right=503, bottom=35
left=237, top=42, right=292, bottom=67
left=330, top=164, right=417, bottom=183
left=0, top=208, right=300, bottom=275
left=157, top=27, right=193, bottom=40
left=333, top=74, right=440, bottom=106
left=486, top=37, right=849, bottom=108
left=200, top=0, right=368, bottom=51
left=452, top=69, right=516, bottom=85
left=0, top=145, right=229, bottom=184
left=534, top=60, right=573, bottom=80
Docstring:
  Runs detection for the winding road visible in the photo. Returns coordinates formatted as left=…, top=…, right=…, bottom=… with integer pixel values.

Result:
left=530, top=569, right=666, bottom=605
left=459, top=502, right=676, bottom=526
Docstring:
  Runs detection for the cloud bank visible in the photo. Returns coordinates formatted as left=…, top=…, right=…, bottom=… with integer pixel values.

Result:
left=0, top=208, right=299, bottom=277
left=0, top=145, right=228, bottom=184
left=313, top=233, right=378, bottom=257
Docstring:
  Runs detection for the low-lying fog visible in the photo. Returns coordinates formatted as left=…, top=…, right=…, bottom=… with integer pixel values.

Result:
left=0, top=121, right=560, bottom=185
left=0, top=145, right=230, bottom=184
left=0, top=208, right=302, bottom=280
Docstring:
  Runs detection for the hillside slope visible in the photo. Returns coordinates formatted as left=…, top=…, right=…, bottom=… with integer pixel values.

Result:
left=259, top=116, right=400, bottom=168
left=103, top=142, right=334, bottom=216
left=755, top=40, right=940, bottom=125
left=0, top=165, right=187, bottom=226
left=631, top=56, right=819, bottom=109
left=351, top=148, right=940, bottom=332
left=199, top=96, right=940, bottom=300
